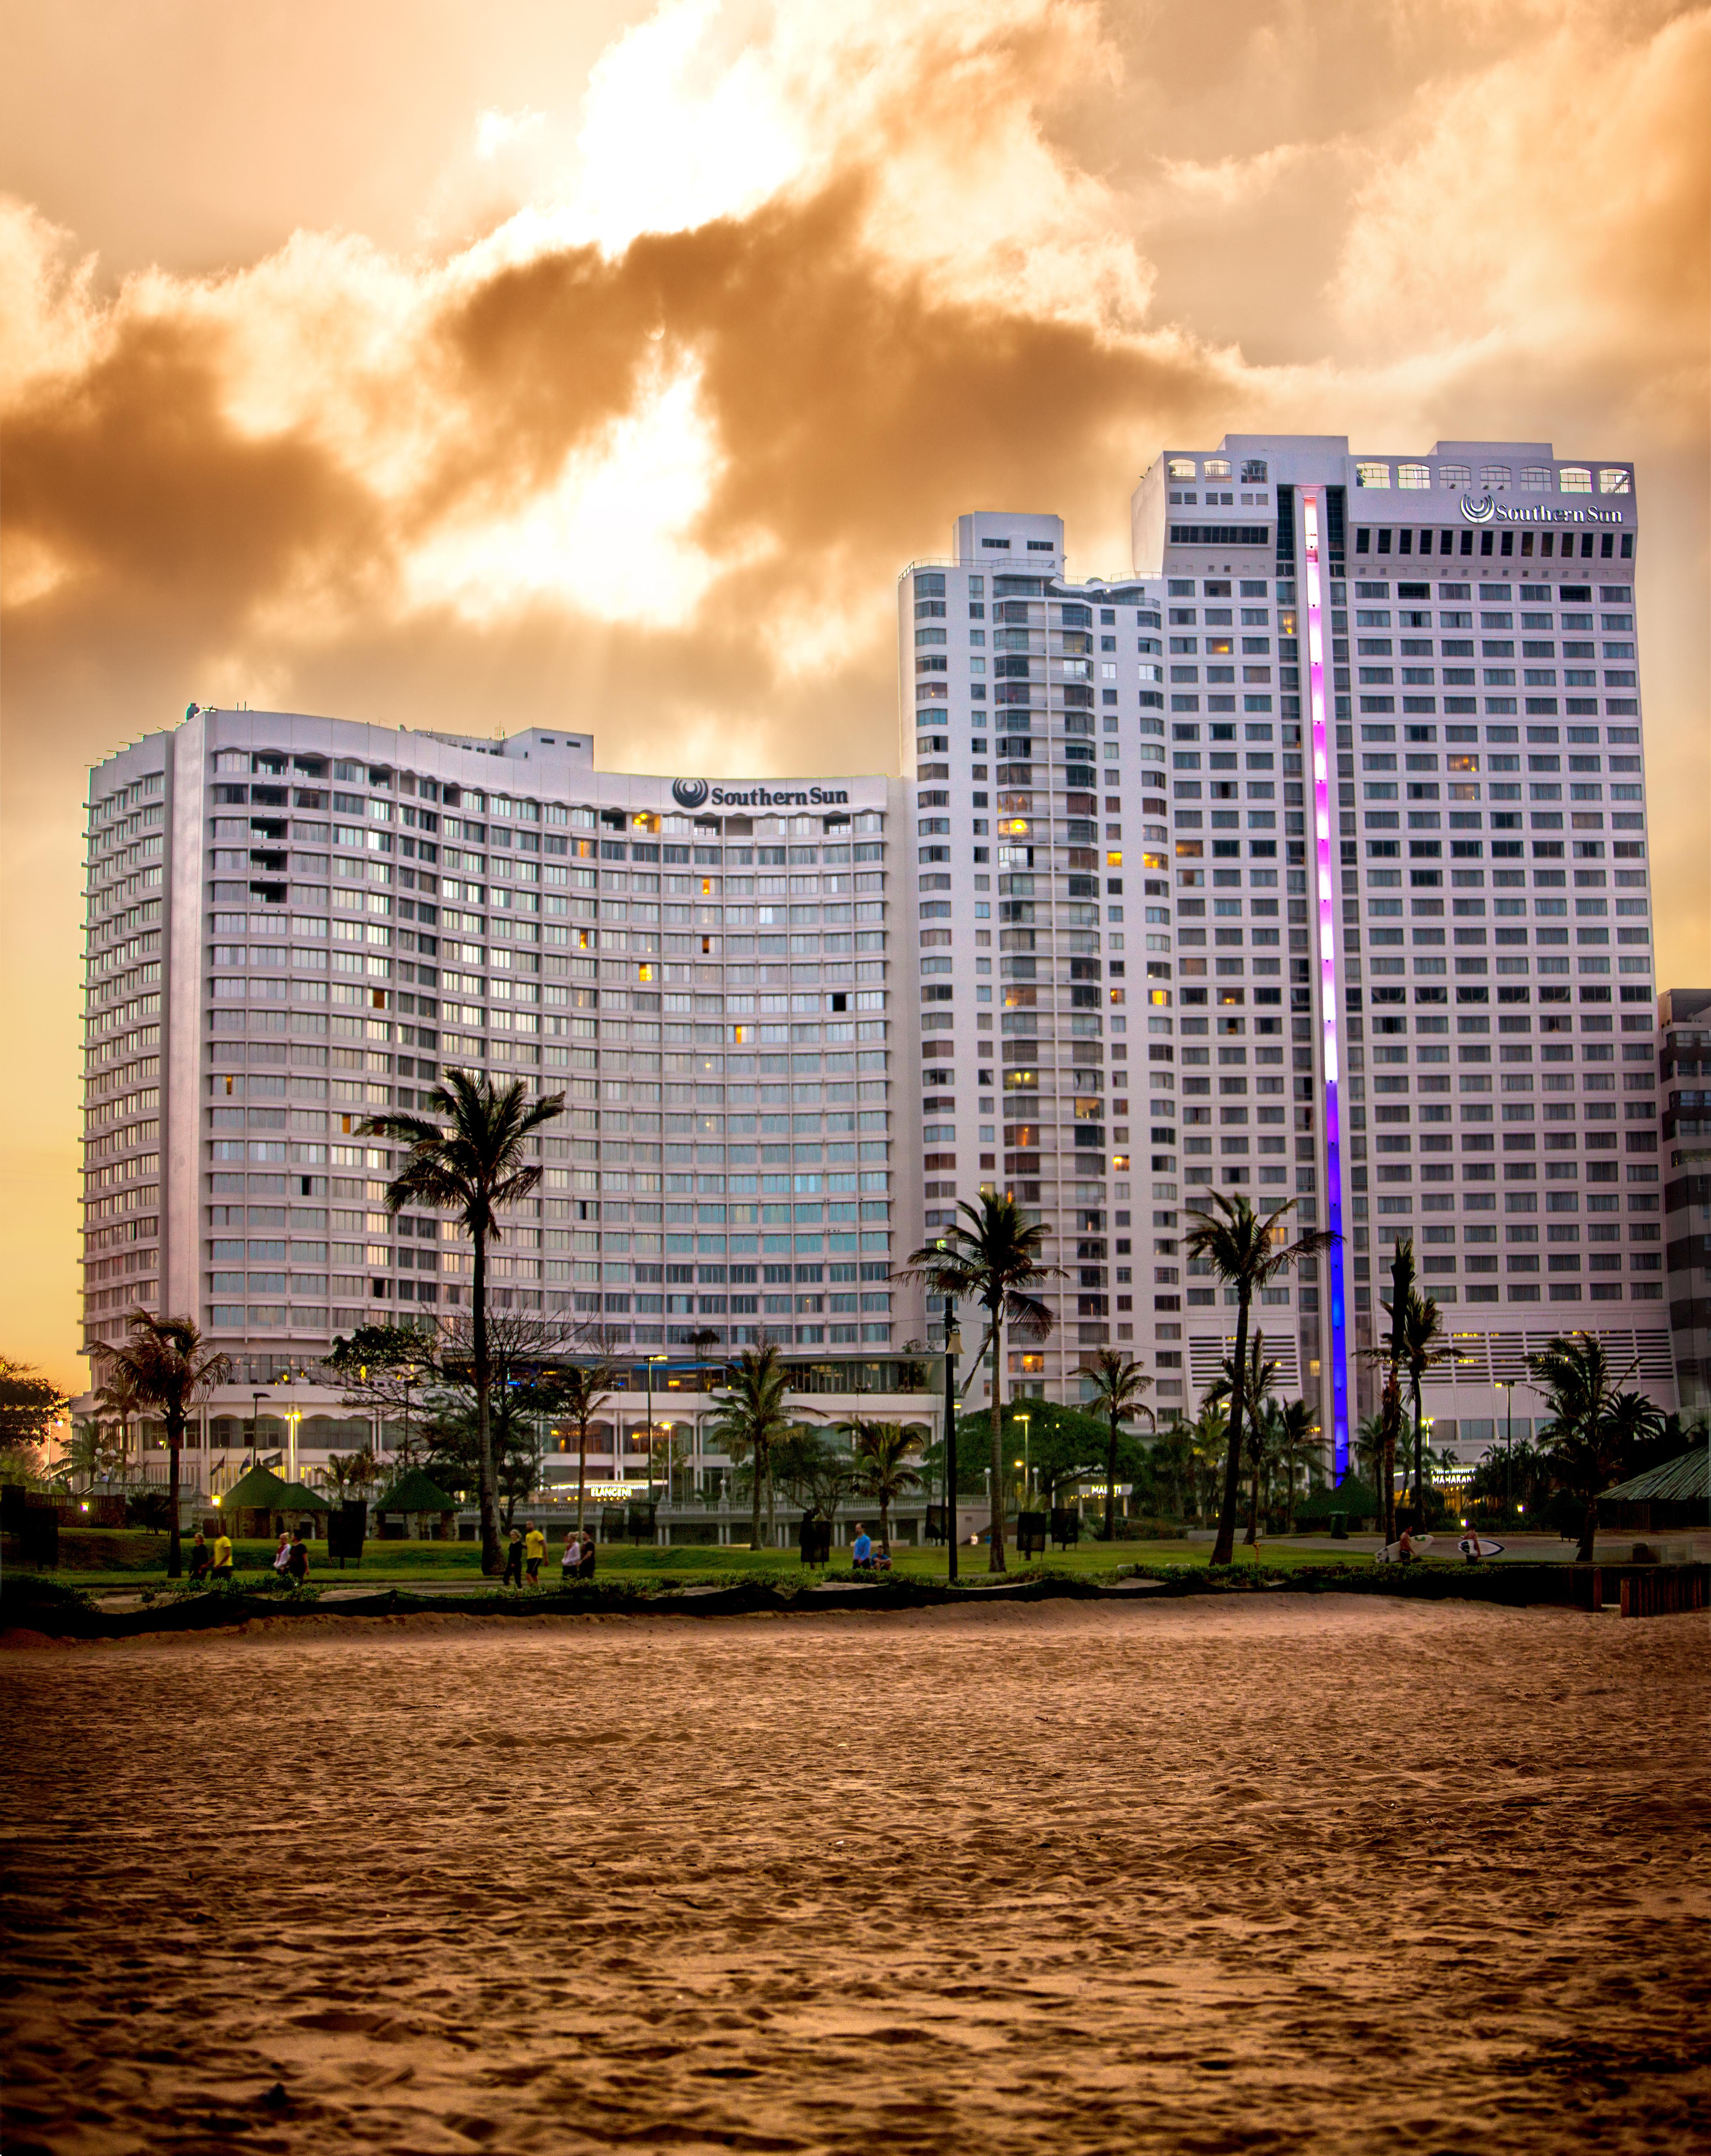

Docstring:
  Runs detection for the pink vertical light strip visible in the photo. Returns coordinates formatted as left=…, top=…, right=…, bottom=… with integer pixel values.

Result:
left=1301, top=488, right=1350, bottom=1478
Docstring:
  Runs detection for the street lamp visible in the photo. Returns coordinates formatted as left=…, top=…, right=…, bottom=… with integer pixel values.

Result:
left=249, top=1391, right=271, bottom=1472
left=1017, top=1410, right=1031, bottom=1504
left=942, top=1294, right=961, bottom=1584
left=1494, top=1380, right=1515, bottom=1519
left=644, top=1353, right=668, bottom=1514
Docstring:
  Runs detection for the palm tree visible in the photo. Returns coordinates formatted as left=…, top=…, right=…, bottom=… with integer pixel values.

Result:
left=1082, top=1346, right=1155, bottom=1545
left=1183, top=1192, right=1339, bottom=1566
left=1529, top=1334, right=1659, bottom=1561
left=900, top=1192, right=1058, bottom=1572
left=554, top=1352, right=618, bottom=1533
left=1275, top=1396, right=1315, bottom=1534
left=1354, top=1408, right=1388, bottom=1503
left=360, top=1070, right=565, bottom=1575
left=1399, top=1288, right=1454, bottom=1522
left=851, top=1421, right=924, bottom=1546
left=1208, top=1333, right=1280, bottom=1546
left=1360, top=1237, right=1416, bottom=1546
left=1152, top=1414, right=1196, bottom=1522
left=90, top=1313, right=232, bottom=1578
left=1187, top=1403, right=1228, bottom=1523
left=708, top=1339, right=796, bottom=1550
left=91, top=1365, right=143, bottom=1479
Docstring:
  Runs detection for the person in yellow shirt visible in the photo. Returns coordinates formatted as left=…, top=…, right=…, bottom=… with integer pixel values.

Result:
left=212, top=1529, right=234, bottom=1578
left=524, top=1521, right=546, bottom=1589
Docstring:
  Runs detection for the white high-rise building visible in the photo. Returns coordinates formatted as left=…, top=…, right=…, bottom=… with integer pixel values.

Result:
left=902, top=438, right=1675, bottom=1477
left=80, top=713, right=914, bottom=1494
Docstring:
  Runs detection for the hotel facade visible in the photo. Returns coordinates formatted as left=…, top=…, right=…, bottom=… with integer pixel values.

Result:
left=79, top=433, right=1676, bottom=1493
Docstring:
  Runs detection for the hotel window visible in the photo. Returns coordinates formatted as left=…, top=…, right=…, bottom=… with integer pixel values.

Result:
left=1398, top=463, right=1430, bottom=490
left=1520, top=467, right=1553, bottom=492
left=1204, top=458, right=1231, bottom=479
left=1439, top=464, right=1471, bottom=488
left=1479, top=465, right=1511, bottom=491
left=1598, top=469, right=1632, bottom=494
left=1559, top=467, right=1592, bottom=494
left=1240, top=459, right=1268, bottom=483
left=1356, top=462, right=1391, bottom=488
left=1167, top=458, right=1196, bottom=481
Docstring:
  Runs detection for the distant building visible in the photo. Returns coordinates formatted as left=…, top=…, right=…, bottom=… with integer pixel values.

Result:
left=1660, top=988, right=1711, bottom=1410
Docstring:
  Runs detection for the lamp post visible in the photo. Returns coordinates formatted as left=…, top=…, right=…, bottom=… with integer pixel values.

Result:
left=644, top=1353, right=668, bottom=1514
left=249, top=1391, right=271, bottom=1472
left=1495, top=1380, right=1514, bottom=1520
left=942, top=1294, right=960, bottom=1584
left=1017, top=1410, right=1031, bottom=1506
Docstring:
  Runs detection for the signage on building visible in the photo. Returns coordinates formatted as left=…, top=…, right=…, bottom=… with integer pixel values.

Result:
left=1458, top=495, right=1625, bottom=527
left=671, top=778, right=851, bottom=810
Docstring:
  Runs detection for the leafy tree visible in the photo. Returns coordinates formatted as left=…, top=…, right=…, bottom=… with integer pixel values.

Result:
left=359, top=1072, right=565, bottom=1573
left=88, top=1314, right=231, bottom=1578
left=1150, top=1414, right=1198, bottom=1521
left=900, top=1192, right=1058, bottom=1572
left=708, top=1339, right=799, bottom=1550
left=321, top=1450, right=379, bottom=1499
left=1529, top=1334, right=1662, bottom=1561
left=1184, top=1192, right=1338, bottom=1565
left=61, top=1417, right=127, bottom=1488
left=1082, top=1347, right=1155, bottom=1544
left=850, top=1421, right=924, bottom=1545
left=1273, top=1395, right=1317, bottom=1533
left=1186, top=1403, right=1228, bottom=1522
left=0, top=1359, right=69, bottom=1457
left=773, top=1425, right=858, bottom=1526
left=321, top=1323, right=437, bottom=1471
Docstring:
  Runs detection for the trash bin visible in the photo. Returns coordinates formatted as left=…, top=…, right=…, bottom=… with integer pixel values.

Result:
left=1330, top=1511, right=1348, bottom=1540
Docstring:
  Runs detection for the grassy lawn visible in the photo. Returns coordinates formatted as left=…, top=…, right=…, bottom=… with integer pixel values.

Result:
left=34, top=1527, right=1394, bottom=1592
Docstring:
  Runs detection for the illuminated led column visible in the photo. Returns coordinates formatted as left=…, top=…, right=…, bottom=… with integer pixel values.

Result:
left=1300, top=488, right=1352, bottom=1479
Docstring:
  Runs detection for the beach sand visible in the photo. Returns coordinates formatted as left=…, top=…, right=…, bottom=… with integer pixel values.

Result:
left=2, top=1597, right=1706, bottom=2153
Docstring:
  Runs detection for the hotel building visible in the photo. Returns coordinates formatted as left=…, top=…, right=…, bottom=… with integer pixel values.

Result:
left=80, top=716, right=915, bottom=1492
left=899, top=439, right=1675, bottom=1476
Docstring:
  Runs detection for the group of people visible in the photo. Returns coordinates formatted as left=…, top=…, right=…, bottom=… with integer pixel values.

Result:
left=850, top=1524, right=892, bottom=1573
left=501, top=1522, right=598, bottom=1588
left=185, top=1524, right=305, bottom=1583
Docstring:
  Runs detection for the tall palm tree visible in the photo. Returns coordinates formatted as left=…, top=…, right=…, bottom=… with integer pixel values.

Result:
left=1083, top=1346, right=1155, bottom=1545
left=851, top=1421, right=924, bottom=1546
left=1529, top=1334, right=1658, bottom=1561
left=1187, top=1403, right=1228, bottom=1523
left=360, top=1070, right=565, bottom=1575
left=91, top=1313, right=232, bottom=1578
left=1353, top=1408, right=1388, bottom=1503
left=1399, top=1288, right=1454, bottom=1521
left=1360, top=1238, right=1416, bottom=1546
left=554, top=1352, right=618, bottom=1533
left=1184, top=1192, right=1339, bottom=1566
left=900, top=1192, right=1058, bottom=1572
left=92, top=1365, right=143, bottom=1478
left=708, top=1338, right=796, bottom=1550
left=1208, top=1333, right=1280, bottom=1546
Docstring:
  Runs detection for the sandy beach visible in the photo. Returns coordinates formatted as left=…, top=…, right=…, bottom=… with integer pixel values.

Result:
left=2, top=1598, right=1707, bottom=2154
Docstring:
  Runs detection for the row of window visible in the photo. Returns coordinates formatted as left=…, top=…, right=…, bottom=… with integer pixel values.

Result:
left=1353, top=461, right=1629, bottom=494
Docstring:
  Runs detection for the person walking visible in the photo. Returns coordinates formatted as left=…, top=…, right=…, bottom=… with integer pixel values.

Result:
left=561, top=1527, right=581, bottom=1584
left=286, top=1528, right=310, bottom=1585
left=212, top=1526, right=234, bottom=1578
left=272, top=1529, right=291, bottom=1578
left=524, top=1520, right=546, bottom=1589
left=188, top=1529, right=211, bottom=1582
left=502, top=1526, right=525, bottom=1589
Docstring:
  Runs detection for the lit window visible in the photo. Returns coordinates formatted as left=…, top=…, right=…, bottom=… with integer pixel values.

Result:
left=1356, top=462, right=1392, bottom=489
left=1167, top=458, right=1196, bottom=481
left=1479, top=465, right=1511, bottom=491
left=638, top=962, right=654, bottom=982
left=1559, top=467, right=1592, bottom=494
left=1203, top=458, right=1231, bottom=479
left=1397, top=463, right=1430, bottom=490
left=1439, top=464, right=1471, bottom=488
left=1520, top=466, right=1553, bottom=492
left=1106, top=850, right=1123, bottom=867
left=1598, top=469, right=1632, bottom=495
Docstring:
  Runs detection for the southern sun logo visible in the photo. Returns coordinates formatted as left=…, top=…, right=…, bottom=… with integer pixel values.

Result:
left=671, top=777, right=710, bottom=808
left=1460, top=494, right=1496, bottom=524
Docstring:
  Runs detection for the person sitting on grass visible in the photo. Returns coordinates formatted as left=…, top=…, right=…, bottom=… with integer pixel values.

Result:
left=873, top=1539, right=892, bottom=1573
left=286, top=1528, right=310, bottom=1585
left=502, top=1527, right=525, bottom=1588
left=851, top=1522, right=873, bottom=1569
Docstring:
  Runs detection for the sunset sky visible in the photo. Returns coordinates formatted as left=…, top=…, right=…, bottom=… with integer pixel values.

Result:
left=2, top=0, right=1707, bottom=1390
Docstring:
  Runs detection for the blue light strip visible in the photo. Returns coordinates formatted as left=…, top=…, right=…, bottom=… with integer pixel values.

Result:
left=1301, top=489, right=1350, bottom=1479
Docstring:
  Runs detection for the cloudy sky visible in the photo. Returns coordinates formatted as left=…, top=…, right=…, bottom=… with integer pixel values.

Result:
left=2, top=0, right=1707, bottom=1386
